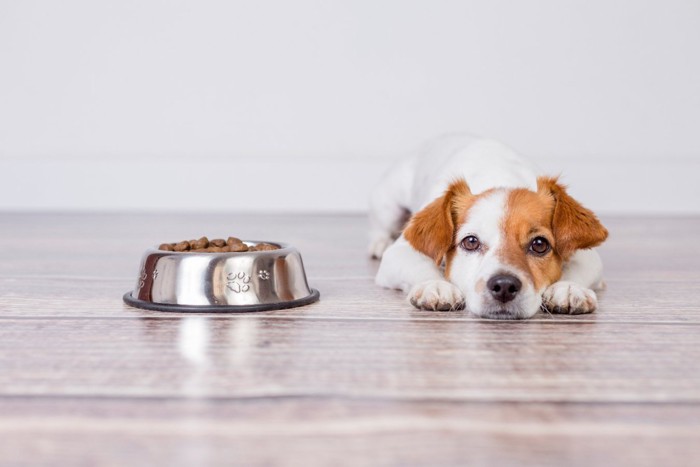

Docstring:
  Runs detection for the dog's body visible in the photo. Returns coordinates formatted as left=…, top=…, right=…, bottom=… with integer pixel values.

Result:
left=370, top=134, right=608, bottom=319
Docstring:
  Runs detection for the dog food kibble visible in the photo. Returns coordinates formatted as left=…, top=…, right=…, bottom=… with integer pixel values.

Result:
left=228, top=242, right=249, bottom=252
left=253, top=243, right=278, bottom=251
left=227, top=236, right=242, bottom=246
left=173, top=241, right=190, bottom=252
left=192, top=236, right=209, bottom=249
left=158, top=237, right=280, bottom=253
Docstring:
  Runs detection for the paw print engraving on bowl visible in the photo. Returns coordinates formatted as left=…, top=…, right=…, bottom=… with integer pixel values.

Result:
left=227, top=271, right=251, bottom=293
left=258, top=270, right=270, bottom=280
left=138, top=269, right=147, bottom=290
left=152, top=269, right=159, bottom=280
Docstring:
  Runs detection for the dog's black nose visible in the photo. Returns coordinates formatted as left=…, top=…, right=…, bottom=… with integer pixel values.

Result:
left=487, top=274, right=522, bottom=303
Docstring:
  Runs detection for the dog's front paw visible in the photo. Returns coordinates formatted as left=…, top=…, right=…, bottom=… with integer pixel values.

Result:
left=542, top=281, right=598, bottom=315
left=408, top=280, right=465, bottom=311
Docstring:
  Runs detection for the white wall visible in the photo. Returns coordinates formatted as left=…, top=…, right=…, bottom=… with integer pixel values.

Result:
left=1, top=0, right=699, bottom=213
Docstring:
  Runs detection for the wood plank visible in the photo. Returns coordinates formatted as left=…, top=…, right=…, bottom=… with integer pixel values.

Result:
left=0, top=213, right=375, bottom=279
left=2, top=214, right=700, bottom=282
left=2, top=213, right=700, bottom=466
left=2, top=276, right=700, bottom=323
left=0, top=398, right=698, bottom=467
left=0, top=317, right=698, bottom=402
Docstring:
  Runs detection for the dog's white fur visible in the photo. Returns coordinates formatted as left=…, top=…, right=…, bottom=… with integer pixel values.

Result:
left=370, top=134, right=604, bottom=319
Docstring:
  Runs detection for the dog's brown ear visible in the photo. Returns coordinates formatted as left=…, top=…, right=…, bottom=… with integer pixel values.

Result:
left=404, top=179, right=472, bottom=265
left=537, top=177, right=608, bottom=260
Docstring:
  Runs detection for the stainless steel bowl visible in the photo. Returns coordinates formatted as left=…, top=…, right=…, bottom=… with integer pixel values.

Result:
left=123, top=241, right=319, bottom=312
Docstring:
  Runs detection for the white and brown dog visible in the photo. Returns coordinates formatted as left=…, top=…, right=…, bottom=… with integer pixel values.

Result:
left=370, top=134, right=608, bottom=319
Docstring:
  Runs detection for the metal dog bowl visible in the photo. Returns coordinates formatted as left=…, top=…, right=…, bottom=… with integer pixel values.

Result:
left=123, top=241, right=319, bottom=312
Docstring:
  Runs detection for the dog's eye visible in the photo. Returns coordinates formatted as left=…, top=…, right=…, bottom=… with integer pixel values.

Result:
left=529, top=237, right=551, bottom=255
left=460, top=235, right=481, bottom=251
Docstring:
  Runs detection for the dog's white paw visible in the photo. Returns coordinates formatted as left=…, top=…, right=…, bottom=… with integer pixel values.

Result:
left=542, top=281, right=598, bottom=315
left=408, top=280, right=465, bottom=311
left=368, top=235, right=395, bottom=259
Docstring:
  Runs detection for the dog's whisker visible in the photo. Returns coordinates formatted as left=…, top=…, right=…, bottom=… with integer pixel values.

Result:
left=539, top=302, right=554, bottom=319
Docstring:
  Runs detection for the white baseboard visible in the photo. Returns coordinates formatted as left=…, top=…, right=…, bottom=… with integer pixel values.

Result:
left=1, top=156, right=698, bottom=214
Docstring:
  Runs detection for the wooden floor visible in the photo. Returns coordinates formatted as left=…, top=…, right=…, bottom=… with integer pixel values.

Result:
left=1, top=213, right=699, bottom=466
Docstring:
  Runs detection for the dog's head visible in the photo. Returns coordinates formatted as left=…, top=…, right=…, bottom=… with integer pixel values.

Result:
left=404, top=177, right=608, bottom=319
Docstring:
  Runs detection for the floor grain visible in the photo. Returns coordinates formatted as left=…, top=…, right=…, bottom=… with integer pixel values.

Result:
left=1, top=213, right=699, bottom=466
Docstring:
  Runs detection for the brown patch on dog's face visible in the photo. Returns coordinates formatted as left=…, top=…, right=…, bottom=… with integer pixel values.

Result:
left=502, top=189, right=563, bottom=291
left=404, top=179, right=475, bottom=266
left=500, top=180, right=609, bottom=292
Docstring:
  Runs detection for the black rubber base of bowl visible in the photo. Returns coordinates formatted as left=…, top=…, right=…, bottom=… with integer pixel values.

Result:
left=123, top=289, right=320, bottom=313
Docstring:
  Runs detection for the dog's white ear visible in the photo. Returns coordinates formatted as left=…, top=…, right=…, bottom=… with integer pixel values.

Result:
left=537, top=177, right=608, bottom=260
left=404, top=179, right=472, bottom=265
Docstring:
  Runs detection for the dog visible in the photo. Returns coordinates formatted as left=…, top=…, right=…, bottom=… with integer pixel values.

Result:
left=369, top=134, right=608, bottom=319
